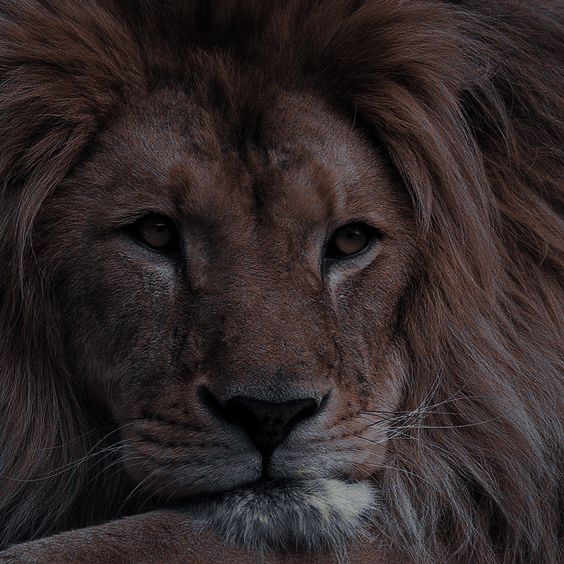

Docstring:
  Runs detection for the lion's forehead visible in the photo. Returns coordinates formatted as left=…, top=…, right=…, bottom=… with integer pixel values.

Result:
left=88, top=85, right=393, bottom=237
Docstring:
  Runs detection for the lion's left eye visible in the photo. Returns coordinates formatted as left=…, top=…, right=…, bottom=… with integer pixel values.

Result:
left=325, top=222, right=379, bottom=260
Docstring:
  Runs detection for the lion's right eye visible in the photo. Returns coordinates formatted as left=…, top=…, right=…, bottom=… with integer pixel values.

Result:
left=132, top=214, right=178, bottom=251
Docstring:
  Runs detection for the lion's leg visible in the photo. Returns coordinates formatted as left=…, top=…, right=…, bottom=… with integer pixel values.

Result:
left=0, top=510, right=385, bottom=564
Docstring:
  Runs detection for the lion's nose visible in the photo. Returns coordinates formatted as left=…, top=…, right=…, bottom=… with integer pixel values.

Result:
left=223, top=396, right=320, bottom=455
left=196, top=388, right=323, bottom=456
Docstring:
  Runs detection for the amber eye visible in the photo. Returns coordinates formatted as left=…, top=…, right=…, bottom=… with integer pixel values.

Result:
left=134, top=214, right=177, bottom=251
left=325, top=222, right=378, bottom=260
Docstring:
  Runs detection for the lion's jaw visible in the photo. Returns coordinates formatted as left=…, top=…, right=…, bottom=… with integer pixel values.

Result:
left=45, top=75, right=415, bottom=550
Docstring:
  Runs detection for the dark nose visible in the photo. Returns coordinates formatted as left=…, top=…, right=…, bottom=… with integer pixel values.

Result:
left=222, top=396, right=321, bottom=456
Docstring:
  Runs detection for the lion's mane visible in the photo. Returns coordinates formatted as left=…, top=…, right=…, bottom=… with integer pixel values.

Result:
left=0, top=1, right=562, bottom=561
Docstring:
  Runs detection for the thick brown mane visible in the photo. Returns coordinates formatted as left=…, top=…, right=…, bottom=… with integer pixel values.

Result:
left=0, top=1, right=562, bottom=562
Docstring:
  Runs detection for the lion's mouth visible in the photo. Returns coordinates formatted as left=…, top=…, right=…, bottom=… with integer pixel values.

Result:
left=180, top=477, right=377, bottom=551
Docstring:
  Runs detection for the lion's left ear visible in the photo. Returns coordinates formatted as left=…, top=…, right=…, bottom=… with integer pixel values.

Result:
left=0, top=0, right=143, bottom=267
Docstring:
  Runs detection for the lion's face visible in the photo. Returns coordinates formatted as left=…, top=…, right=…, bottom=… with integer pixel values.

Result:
left=1, top=0, right=561, bottom=559
left=40, top=77, right=416, bottom=544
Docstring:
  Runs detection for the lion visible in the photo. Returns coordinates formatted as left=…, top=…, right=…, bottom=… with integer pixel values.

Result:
left=0, top=1, right=562, bottom=562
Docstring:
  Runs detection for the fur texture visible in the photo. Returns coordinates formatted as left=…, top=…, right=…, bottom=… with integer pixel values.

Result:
left=187, top=479, right=377, bottom=554
left=0, top=1, right=562, bottom=562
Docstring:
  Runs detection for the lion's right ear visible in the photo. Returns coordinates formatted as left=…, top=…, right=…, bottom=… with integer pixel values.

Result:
left=0, top=0, right=143, bottom=279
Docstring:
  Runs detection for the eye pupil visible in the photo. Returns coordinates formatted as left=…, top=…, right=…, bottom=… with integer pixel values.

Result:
left=327, top=222, right=377, bottom=260
left=335, top=226, right=367, bottom=255
left=136, top=215, right=175, bottom=250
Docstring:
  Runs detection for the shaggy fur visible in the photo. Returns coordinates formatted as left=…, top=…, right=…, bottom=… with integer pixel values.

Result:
left=187, top=479, right=377, bottom=554
left=0, top=1, right=562, bottom=562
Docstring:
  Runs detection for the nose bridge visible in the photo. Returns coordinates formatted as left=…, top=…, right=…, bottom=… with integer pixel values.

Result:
left=226, top=271, right=317, bottom=363
left=200, top=265, right=331, bottom=400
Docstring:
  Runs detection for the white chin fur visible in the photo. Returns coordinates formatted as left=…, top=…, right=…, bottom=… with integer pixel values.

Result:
left=187, top=478, right=377, bottom=553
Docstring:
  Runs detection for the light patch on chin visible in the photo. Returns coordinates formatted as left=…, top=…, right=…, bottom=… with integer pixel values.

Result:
left=187, top=478, right=377, bottom=554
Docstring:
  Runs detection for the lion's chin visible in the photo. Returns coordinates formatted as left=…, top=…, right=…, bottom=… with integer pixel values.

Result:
left=184, top=478, right=377, bottom=553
